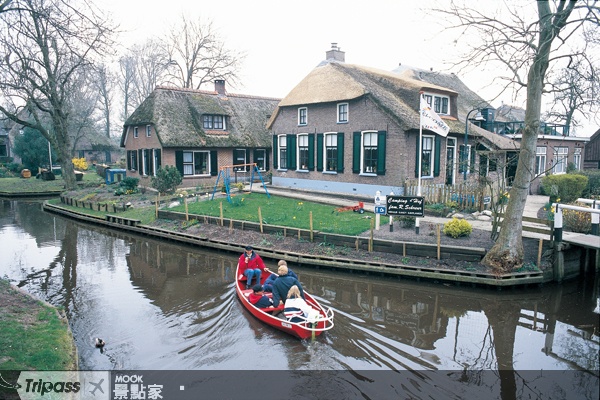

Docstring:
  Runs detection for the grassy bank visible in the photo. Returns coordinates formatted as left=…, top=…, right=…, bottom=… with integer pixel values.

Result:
left=0, top=279, right=77, bottom=370
left=0, top=173, right=103, bottom=194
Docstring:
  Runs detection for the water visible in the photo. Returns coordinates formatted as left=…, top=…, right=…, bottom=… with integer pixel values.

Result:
left=0, top=199, right=598, bottom=398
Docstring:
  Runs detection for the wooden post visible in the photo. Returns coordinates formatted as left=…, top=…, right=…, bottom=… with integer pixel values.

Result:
left=537, top=239, right=543, bottom=268
left=437, top=224, right=441, bottom=260
left=184, top=197, right=189, bottom=221
left=310, top=211, right=313, bottom=242
left=258, top=207, right=263, bottom=233
left=369, top=219, right=374, bottom=252
left=219, top=201, right=223, bottom=226
left=156, top=194, right=159, bottom=218
left=403, top=242, right=406, bottom=257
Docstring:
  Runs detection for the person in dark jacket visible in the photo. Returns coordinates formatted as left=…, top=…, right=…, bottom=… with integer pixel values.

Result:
left=263, top=260, right=298, bottom=293
left=272, top=265, right=304, bottom=307
left=248, top=284, right=273, bottom=309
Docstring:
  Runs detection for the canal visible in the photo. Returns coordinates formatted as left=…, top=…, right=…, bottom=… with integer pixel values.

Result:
left=0, top=199, right=598, bottom=398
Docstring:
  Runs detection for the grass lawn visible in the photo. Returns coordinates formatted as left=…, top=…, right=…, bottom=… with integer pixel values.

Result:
left=0, top=173, right=103, bottom=194
left=170, top=192, right=389, bottom=236
left=0, top=279, right=76, bottom=370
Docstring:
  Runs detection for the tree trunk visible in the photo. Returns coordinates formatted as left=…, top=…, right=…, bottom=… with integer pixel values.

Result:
left=482, top=1, right=572, bottom=272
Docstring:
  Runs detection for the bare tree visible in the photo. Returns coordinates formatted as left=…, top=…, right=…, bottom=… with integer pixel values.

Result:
left=94, top=64, right=116, bottom=138
left=161, top=15, right=243, bottom=90
left=0, top=0, right=116, bottom=189
left=435, top=1, right=599, bottom=271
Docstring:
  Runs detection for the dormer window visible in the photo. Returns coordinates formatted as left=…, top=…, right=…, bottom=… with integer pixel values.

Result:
left=133, top=127, right=139, bottom=138
left=203, top=115, right=225, bottom=130
left=298, top=107, right=307, bottom=126
left=423, top=94, right=449, bottom=115
left=146, top=125, right=151, bottom=137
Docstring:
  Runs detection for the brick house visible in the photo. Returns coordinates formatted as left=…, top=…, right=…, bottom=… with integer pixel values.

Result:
left=120, top=82, right=280, bottom=189
left=583, top=128, right=599, bottom=170
left=267, top=45, right=517, bottom=197
left=493, top=104, right=590, bottom=194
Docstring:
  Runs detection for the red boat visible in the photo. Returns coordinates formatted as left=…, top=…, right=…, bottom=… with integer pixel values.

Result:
left=235, top=265, right=334, bottom=340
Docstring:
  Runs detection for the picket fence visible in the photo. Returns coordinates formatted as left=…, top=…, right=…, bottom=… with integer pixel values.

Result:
left=402, top=181, right=502, bottom=211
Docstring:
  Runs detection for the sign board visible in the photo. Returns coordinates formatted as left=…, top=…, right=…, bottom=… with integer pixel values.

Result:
left=386, top=196, right=424, bottom=217
left=374, top=191, right=383, bottom=205
left=375, top=206, right=386, bottom=215
left=483, top=196, right=491, bottom=205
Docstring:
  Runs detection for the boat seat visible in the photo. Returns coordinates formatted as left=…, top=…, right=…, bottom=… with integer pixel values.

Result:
left=259, top=305, right=284, bottom=314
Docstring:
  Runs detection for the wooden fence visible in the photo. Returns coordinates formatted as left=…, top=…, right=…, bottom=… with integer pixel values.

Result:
left=403, top=181, right=502, bottom=211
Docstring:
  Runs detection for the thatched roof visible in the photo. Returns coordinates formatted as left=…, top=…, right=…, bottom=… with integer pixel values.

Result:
left=121, top=86, right=280, bottom=148
left=268, top=60, right=517, bottom=151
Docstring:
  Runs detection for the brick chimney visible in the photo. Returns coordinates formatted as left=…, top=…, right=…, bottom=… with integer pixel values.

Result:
left=214, top=79, right=226, bottom=95
left=326, top=43, right=345, bottom=62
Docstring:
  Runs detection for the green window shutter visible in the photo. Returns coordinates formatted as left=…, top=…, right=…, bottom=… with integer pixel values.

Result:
left=138, top=149, right=143, bottom=172
left=337, top=132, right=345, bottom=173
left=316, top=133, right=323, bottom=172
left=148, top=149, right=154, bottom=175
left=352, top=132, right=361, bottom=174
left=210, top=150, right=218, bottom=176
left=175, top=151, right=183, bottom=175
left=132, top=151, right=137, bottom=171
left=126, top=151, right=131, bottom=170
left=308, top=133, right=315, bottom=170
left=265, top=149, right=270, bottom=171
left=458, top=145, right=466, bottom=173
left=287, top=134, right=297, bottom=170
left=377, top=130, right=386, bottom=175
left=156, top=149, right=161, bottom=170
left=246, top=148, right=251, bottom=171
left=415, top=135, right=421, bottom=177
left=470, top=147, right=476, bottom=173
left=272, top=136, right=278, bottom=169
left=434, top=136, right=441, bottom=177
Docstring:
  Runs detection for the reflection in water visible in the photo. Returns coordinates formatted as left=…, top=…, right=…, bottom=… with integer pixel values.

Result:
left=0, top=199, right=598, bottom=398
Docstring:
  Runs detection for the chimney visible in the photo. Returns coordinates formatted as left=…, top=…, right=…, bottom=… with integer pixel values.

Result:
left=214, top=79, right=226, bottom=95
left=326, top=43, right=345, bottom=63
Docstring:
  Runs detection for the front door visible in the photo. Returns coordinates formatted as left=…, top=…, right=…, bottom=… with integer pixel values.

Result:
left=446, top=138, right=456, bottom=185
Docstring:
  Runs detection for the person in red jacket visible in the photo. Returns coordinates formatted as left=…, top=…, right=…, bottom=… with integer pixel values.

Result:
left=248, top=284, right=273, bottom=309
left=237, top=245, right=266, bottom=289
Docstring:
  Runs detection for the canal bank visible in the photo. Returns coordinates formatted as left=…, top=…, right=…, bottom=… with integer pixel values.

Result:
left=42, top=197, right=553, bottom=288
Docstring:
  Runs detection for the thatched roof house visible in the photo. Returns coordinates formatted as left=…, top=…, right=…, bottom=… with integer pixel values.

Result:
left=268, top=45, right=517, bottom=198
left=121, top=82, right=280, bottom=188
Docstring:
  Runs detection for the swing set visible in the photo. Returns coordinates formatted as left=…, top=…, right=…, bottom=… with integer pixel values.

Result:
left=212, top=163, right=270, bottom=203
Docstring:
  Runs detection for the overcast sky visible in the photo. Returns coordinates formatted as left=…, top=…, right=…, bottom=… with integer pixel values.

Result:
left=103, top=0, right=597, bottom=137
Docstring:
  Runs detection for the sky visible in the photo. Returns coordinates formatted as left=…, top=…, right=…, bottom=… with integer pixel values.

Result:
left=102, top=0, right=597, bottom=137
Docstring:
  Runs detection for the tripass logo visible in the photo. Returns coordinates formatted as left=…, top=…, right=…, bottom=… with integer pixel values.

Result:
left=17, top=371, right=109, bottom=400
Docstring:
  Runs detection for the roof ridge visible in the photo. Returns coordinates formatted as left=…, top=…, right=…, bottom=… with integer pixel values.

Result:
left=154, top=85, right=281, bottom=101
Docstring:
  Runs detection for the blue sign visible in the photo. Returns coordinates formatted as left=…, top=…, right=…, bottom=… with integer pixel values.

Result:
left=375, top=206, right=386, bottom=215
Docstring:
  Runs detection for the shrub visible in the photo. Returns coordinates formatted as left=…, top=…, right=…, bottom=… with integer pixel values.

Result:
left=562, top=207, right=591, bottom=234
left=540, top=174, right=588, bottom=203
left=120, top=177, right=139, bottom=192
left=72, top=157, right=88, bottom=171
left=576, top=170, right=600, bottom=199
left=443, top=217, right=473, bottom=238
left=398, top=216, right=416, bottom=228
left=151, top=165, right=182, bottom=194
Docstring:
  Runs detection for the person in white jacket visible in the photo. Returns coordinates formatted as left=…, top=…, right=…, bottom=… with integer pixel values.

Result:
left=284, top=285, right=316, bottom=323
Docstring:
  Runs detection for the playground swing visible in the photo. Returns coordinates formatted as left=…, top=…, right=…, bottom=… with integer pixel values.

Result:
left=211, top=163, right=270, bottom=203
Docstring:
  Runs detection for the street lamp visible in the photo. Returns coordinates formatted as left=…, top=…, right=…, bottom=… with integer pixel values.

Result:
left=463, top=108, right=485, bottom=181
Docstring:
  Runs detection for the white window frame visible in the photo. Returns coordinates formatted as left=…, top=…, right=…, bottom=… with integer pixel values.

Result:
left=361, top=131, right=378, bottom=175
left=535, top=146, right=547, bottom=176
left=277, top=135, right=287, bottom=170
left=298, top=107, right=307, bottom=126
left=573, top=148, right=581, bottom=171
left=421, top=135, right=435, bottom=178
left=152, top=149, right=160, bottom=176
left=297, top=134, right=309, bottom=170
left=553, top=147, right=568, bottom=174
left=337, top=103, right=348, bottom=123
left=133, top=127, right=138, bottom=138
left=182, top=151, right=210, bottom=176
left=141, top=150, right=148, bottom=176
left=324, top=132, right=338, bottom=173
left=146, top=125, right=151, bottom=137
left=422, top=93, right=450, bottom=115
